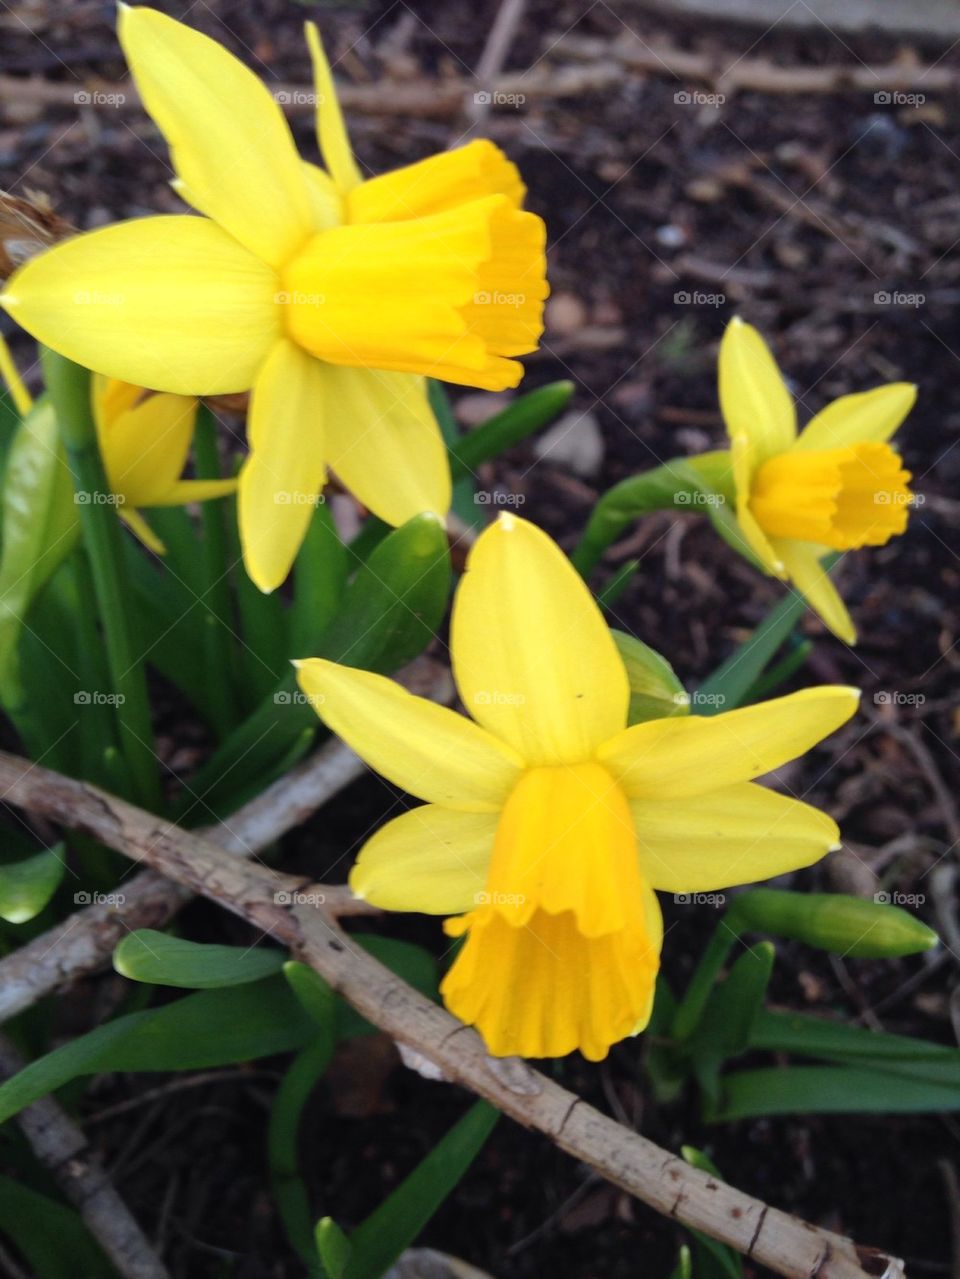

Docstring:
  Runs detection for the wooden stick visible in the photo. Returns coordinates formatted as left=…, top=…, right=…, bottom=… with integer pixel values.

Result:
left=0, top=1033, right=170, bottom=1279
left=0, top=750, right=904, bottom=1279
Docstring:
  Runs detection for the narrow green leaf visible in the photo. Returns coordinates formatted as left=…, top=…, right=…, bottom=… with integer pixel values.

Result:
left=292, top=502, right=348, bottom=656
left=0, top=398, right=79, bottom=699
left=114, top=930, right=286, bottom=988
left=345, top=1101, right=499, bottom=1279
left=0, top=977, right=313, bottom=1124
left=284, top=961, right=337, bottom=1028
left=691, top=942, right=774, bottom=1102
left=680, top=1149, right=743, bottom=1279
left=316, top=1218, right=353, bottom=1279
left=711, top=1064, right=960, bottom=1121
left=449, top=380, right=575, bottom=478
left=428, top=380, right=482, bottom=530
left=0, top=1178, right=112, bottom=1279
left=0, top=844, right=66, bottom=923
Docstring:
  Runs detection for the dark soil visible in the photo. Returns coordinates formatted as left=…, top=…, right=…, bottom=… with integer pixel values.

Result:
left=1, top=1, right=958, bottom=1276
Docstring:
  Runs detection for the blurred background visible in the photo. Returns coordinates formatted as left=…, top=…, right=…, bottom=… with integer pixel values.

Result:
left=1, top=1, right=958, bottom=1275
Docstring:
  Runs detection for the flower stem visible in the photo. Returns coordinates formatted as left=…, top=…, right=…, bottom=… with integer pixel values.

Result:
left=42, top=349, right=161, bottom=811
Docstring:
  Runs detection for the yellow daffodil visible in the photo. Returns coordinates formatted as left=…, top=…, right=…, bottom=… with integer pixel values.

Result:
left=0, top=8, right=548, bottom=592
left=92, top=375, right=235, bottom=553
left=296, top=515, right=859, bottom=1061
left=720, top=318, right=916, bottom=644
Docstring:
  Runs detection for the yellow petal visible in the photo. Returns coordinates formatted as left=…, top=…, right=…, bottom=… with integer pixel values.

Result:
left=347, top=139, right=525, bottom=223
left=322, top=367, right=451, bottom=525
left=239, top=340, right=327, bottom=592
left=119, top=506, right=165, bottom=554
left=731, top=429, right=787, bottom=578
left=155, top=477, right=237, bottom=506
left=119, top=5, right=313, bottom=267
left=451, top=515, right=629, bottom=765
left=349, top=805, right=496, bottom=913
left=294, top=657, right=523, bottom=810
left=774, top=539, right=857, bottom=645
left=94, top=378, right=198, bottom=506
left=794, top=384, right=917, bottom=453
left=2, top=217, right=279, bottom=395
left=631, top=781, right=840, bottom=893
left=719, top=317, right=797, bottom=466
left=440, top=882, right=662, bottom=1061
left=280, top=195, right=547, bottom=391
left=304, top=22, right=363, bottom=194
left=598, top=686, right=860, bottom=800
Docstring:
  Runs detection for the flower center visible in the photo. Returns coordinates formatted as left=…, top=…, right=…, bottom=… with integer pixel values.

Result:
left=750, top=442, right=913, bottom=550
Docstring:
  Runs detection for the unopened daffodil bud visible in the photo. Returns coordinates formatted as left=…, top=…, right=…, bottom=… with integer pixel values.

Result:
left=729, top=886, right=938, bottom=958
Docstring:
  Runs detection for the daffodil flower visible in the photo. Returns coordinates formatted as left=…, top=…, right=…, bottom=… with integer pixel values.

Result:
left=0, top=7, right=548, bottom=591
left=92, top=376, right=235, bottom=553
left=296, top=515, right=859, bottom=1061
left=720, top=318, right=916, bottom=644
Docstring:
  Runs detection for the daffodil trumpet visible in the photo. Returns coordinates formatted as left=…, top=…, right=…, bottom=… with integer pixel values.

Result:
left=572, top=318, right=916, bottom=645
left=1, top=7, right=548, bottom=592
left=296, top=514, right=859, bottom=1062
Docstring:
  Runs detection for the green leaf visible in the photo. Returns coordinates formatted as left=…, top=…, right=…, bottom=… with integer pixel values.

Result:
left=711, top=1064, right=960, bottom=1121
left=344, top=1101, right=499, bottom=1279
left=668, top=1245, right=693, bottom=1279
left=114, top=930, right=286, bottom=988
left=428, top=380, right=482, bottom=531
left=285, top=961, right=338, bottom=1027
left=691, top=942, right=774, bottom=1104
left=448, top=380, right=574, bottom=478
left=697, top=566, right=836, bottom=714
left=0, top=398, right=79, bottom=700
left=316, top=1217, right=353, bottom=1279
left=0, top=1177, right=112, bottom=1279
left=292, top=501, right=348, bottom=657
left=679, top=1149, right=743, bottom=1279
left=611, top=629, right=689, bottom=724
left=179, top=513, right=451, bottom=817
left=0, top=844, right=65, bottom=923
left=0, top=976, right=313, bottom=1124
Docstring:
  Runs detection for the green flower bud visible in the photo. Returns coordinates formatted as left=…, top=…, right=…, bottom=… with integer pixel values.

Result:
left=729, top=887, right=938, bottom=958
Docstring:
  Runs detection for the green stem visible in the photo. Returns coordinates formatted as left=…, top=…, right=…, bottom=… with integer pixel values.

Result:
left=670, top=908, right=746, bottom=1043
left=268, top=1035, right=333, bottom=1276
left=42, top=350, right=161, bottom=811
left=192, top=405, right=239, bottom=736
left=570, top=452, right=735, bottom=577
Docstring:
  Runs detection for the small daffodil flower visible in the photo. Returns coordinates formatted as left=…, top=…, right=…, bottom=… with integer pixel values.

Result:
left=720, top=318, right=916, bottom=644
left=296, top=515, right=859, bottom=1061
left=92, top=376, right=235, bottom=553
left=0, top=7, right=548, bottom=591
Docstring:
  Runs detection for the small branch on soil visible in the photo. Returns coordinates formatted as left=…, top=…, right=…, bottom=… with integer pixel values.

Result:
left=0, top=657, right=449, bottom=1025
left=0, top=1033, right=170, bottom=1279
left=0, top=751, right=905, bottom=1279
